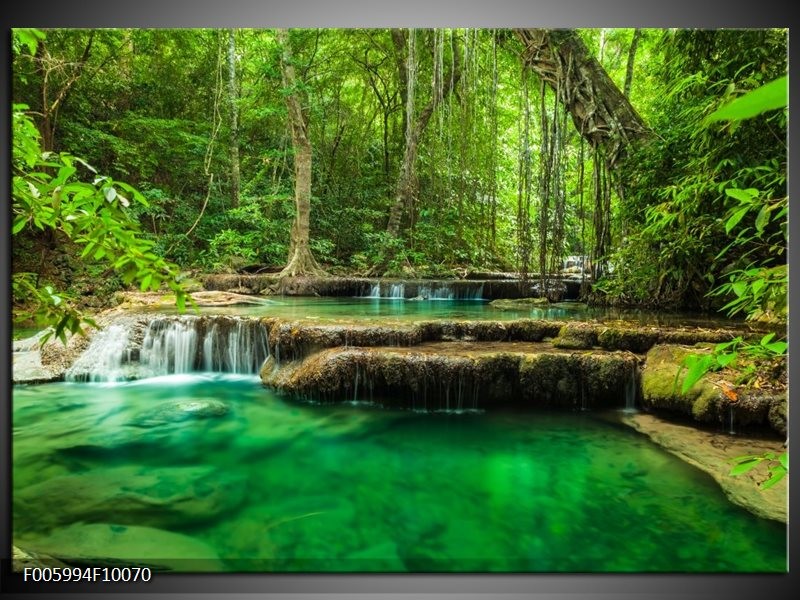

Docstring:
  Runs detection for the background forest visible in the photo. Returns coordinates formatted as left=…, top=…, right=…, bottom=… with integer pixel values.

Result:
left=11, top=28, right=788, bottom=326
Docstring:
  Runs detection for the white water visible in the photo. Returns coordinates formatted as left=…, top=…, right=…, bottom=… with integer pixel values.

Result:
left=141, top=319, right=199, bottom=375
left=64, top=325, right=132, bottom=382
left=65, top=316, right=270, bottom=382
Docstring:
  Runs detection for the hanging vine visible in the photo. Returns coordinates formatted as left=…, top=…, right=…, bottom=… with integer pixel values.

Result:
left=517, top=66, right=533, bottom=284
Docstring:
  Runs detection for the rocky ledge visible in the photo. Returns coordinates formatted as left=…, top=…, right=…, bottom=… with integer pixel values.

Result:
left=261, top=341, right=638, bottom=411
left=623, top=412, right=787, bottom=523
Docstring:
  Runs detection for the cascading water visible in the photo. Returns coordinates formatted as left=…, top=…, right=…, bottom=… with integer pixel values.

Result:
left=623, top=365, right=637, bottom=412
left=364, top=282, right=381, bottom=298
left=388, top=283, right=405, bottom=299
left=64, top=325, right=132, bottom=382
left=140, top=319, right=199, bottom=375
left=65, top=316, right=270, bottom=382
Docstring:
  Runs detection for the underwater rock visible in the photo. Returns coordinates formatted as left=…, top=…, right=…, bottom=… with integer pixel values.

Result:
left=14, top=465, right=247, bottom=532
left=132, top=398, right=230, bottom=427
left=17, top=523, right=224, bottom=571
left=489, top=297, right=549, bottom=310
left=640, top=344, right=784, bottom=434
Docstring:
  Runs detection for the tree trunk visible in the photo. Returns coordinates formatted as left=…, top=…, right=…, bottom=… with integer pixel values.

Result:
left=623, top=29, right=641, bottom=99
left=514, top=28, right=649, bottom=167
left=227, top=29, right=241, bottom=208
left=386, top=29, right=461, bottom=237
left=276, top=28, right=325, bottom=278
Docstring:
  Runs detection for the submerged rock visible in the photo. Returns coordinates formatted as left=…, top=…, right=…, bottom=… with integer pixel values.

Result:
left=17, top=523, right=224, bottom=571
left=132, top=398, right=230, bottom=427
left=489, top=297, right=549, bottom=310
left=14, top=465, right=247, bottom=532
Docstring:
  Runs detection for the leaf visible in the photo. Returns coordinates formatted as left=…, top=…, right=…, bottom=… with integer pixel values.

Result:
left=680, top=354, right=715, bottom=394
left=725, top=188, right=759, bottom=203
left=759, top=468, right=786, bottom=490
left=755, top=205, right=770, bottom=233
left=705, top=75, right=788, bottom=123
left=716, top=353, right=737, bottom=368
left=763, top=341, right=787, bottom=355
left=725, top=206, right=750, bottom=234
left=779, top=453, right=788, bottom=470
left=760, top=333, right=776, bottom=345
left=140, top=273, right=153, bottom=291
left=12, top=216, right=28, bottom=234
left=731, top=281, right=747, bottom=297
left=721, top=383, right=738, bottom=402
left=729, top=458, right=762, bottom=477
left=104, top=187, right=117, bottom=202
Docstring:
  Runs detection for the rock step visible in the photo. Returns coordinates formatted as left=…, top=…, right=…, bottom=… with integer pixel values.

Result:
left=261, top=342, right=639, bottom=411
left=263, top=317, right=754, bottom=362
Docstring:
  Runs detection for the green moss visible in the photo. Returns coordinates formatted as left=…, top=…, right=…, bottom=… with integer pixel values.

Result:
left=597, top=327, right=659, bottom=353
left=552, top=324, right=598, bottom=349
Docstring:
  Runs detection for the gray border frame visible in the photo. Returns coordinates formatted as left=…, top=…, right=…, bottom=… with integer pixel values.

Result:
left=2, top=0, right=795, bottom=597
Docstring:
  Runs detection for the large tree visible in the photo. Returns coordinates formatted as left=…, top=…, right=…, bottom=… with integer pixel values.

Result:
left=515, top=28, right=649, bottom=167
left=275, top=28, right=326, bottom=277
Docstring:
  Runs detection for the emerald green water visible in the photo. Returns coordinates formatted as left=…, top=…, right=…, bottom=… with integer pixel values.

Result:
left=159, top=297, right=749, bottom=329
left=13, top=374, right=785, bottom=572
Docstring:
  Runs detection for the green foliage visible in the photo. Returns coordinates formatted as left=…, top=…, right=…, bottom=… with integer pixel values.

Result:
left=12, top=103, right=188, bottom=337
left=730, top=451, right=787, bottom=490
left=677, top=333, right=786, bottom=394
left=705, top=75, right=787, bottom=123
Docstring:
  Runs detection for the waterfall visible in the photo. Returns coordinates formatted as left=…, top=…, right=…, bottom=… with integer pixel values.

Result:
left=728, top=405, right=736, bottom=435
left=388, top=283, right=405, bottom=299
left=623, top=366, right=637, bottom=412
left=65, top=325, right=132, bottom=382
left=421, top=283, right=454, bottom=300
left=65, top=316, right=270, bottom=382
left=364, top=282, right=381, bottom=298
left=141, top=319, right=199, bottom=375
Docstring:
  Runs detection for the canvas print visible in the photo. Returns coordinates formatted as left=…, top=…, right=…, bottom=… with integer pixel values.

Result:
left=11, top=27, right=787, bottom=573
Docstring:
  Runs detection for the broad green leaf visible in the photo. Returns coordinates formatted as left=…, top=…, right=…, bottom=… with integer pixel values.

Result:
left=725, top=188, right=759, bottom=203
left=731, top=281, right=747, bottom=297
left=705, top=75, right=788, bottom=123
left=763, top=341, right=787, bottom=355
left=716, top=353, right=737, bottom=368
left=729, top=459, right=762, bottom=477
left=760, top=468, right=786, bottom=490
left=760, top=333, right=776, bottom=345
left=725, top=206, right=750, bottom=234
left=140, top=273, right=153, bottom=291
left=12, top=216, right=28, bottom=234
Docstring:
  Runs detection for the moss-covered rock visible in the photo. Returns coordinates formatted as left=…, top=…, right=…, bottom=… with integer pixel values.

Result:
left=264, top=343, right=636, bottom=412
left=597, top=327, right=660, bottom=353
left=640, top=344, right=784, bottom=434
left=552, top=323, right=599, bottom=349
left=489, top=297, right=549, bottom=310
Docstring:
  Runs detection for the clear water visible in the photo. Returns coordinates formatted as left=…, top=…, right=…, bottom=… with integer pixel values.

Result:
left=153, top=296, right=750, bottom=329
left=13, top=375, right=785, bottom=572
